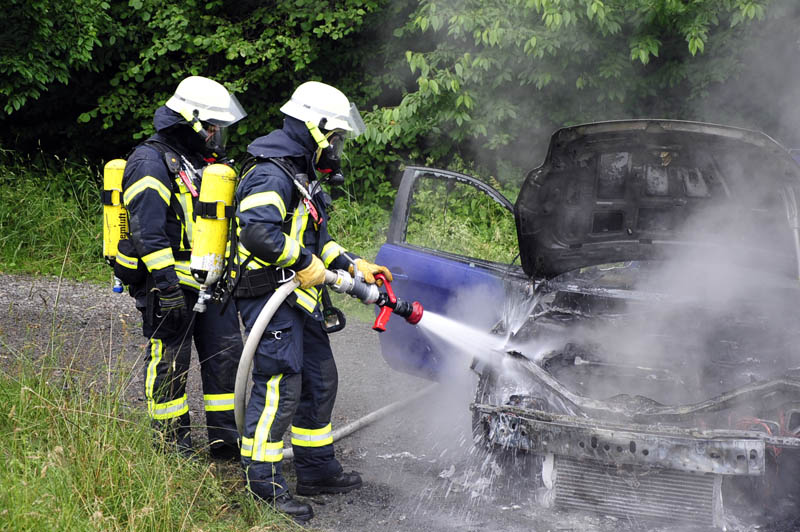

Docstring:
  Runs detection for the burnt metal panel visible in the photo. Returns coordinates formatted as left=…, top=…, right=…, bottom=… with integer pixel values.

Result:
left=475, top=408, right=766, bottom=475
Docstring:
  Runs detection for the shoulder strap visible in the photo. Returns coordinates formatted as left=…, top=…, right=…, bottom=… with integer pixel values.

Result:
left=238, top=155, right=297, bottom=182
left=239, top=156, right=302, bottom=210
left=141, top=139, right=183, bottom=176
left=269, top=157, right=298, bottom=181
left=237, top=154, right=259, bottom=180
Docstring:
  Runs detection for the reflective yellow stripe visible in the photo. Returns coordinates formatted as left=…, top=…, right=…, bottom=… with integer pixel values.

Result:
left=124, top=176, right=171, bottom=205
left=290, top=204, right=309, bottom=247
left=116, top=251, right=138, bottom=269
left=275, top=236, right=300, bottom=267
left=293, top=287, right=319, bottom=313
left=179, top=109, right=204, bottom=133
left=145, top=339, right=163, bottom=412
left=253, top=375, right=282, bottom=462
left=175, top=179, right=195, bottom=247
left=240, top=191, right=287, bottom=218
left=174, top=262, right=203, bottom=289
left=235, top=227, right=299, bottom=269
left=204, top=393, right=234, bottom=412
left=251, top=441, right=283, bottom=462
left=149, top=395, right=189, bottom=420
left=320, top=241, right=346, bottom=268
left=241, top=436, right=254, bottom=458
left=291, top=423, right=333, bottom=447
left=142, top=248, right=175, bottom=271
left=236, top=244, right=272, bottom=271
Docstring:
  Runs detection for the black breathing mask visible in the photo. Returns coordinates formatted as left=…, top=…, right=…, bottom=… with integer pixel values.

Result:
left=307, top=120, right=346, bottom=186
left=199, top=121, right=229, bottom=162
left=315, top=132, right=345, bottom=186
left=182, top=108, right=229, bottom=162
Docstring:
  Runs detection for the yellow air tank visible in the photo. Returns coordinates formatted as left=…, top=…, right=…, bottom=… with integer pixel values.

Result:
left=102, top=159, right=128, bottom=265
left=191, top=163, right=237, bottom=312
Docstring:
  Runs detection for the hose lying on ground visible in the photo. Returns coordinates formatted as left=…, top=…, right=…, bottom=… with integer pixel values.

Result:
left=282, top=382, right=437, bottom=461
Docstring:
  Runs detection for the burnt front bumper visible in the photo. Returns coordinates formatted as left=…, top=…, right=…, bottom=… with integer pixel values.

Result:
left=473, top=403, right=800, bottom=527
left=473, top=403, right=772, bottom=475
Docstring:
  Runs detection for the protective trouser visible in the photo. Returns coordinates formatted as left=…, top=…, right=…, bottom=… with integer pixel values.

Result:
left=140, top=288, right=243, bottom=453
left=237, top=293, right=342, bottom=498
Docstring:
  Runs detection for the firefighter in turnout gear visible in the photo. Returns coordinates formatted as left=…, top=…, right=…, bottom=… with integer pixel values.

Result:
left=120, top=76, right=246, bottom=459
left=234, top=81, right=391, bottom=523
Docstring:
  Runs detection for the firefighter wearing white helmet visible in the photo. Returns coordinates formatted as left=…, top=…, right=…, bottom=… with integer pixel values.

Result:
left=117, top=76, right=246, bottom=462
left=165, top=75, right=247, bottom=161
left=279, top=80, right=366, bottom=134
left=232, top=81, right=390, bottom=523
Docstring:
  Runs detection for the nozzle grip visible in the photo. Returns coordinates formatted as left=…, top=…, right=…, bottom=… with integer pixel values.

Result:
left=373, top=306, right=392, bottom=333
left=372, top=274, right=395, bottom=332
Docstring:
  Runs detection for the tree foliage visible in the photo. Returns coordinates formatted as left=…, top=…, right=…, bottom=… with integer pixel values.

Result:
left=368, top=0, right=790, bottom=177
left=1, top=0, right=797, bottom=201
left=1, top=0, right=389, bottom=162
left=0, top=0, right=118, bottom=114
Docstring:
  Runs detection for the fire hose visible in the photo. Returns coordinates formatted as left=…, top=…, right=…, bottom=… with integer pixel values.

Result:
left=233, top=269, right=425, bottom=452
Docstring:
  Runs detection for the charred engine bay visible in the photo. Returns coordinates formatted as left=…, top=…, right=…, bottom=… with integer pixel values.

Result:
left=472, top=267, right=800, bottom=529
left=511, top=271, right=800, bottom=421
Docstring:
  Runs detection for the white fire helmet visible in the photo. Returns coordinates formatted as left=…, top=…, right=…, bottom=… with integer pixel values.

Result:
left=165, top=76, right=247, bottom=127
left=280, top=81, right=365, bottom=137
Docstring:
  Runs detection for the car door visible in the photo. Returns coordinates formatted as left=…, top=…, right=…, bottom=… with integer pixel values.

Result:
left=374, top=166, right=528, bottom=380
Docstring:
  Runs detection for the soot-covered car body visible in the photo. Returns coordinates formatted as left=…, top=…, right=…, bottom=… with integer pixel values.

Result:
left=375, top=120, right=800, bottom=528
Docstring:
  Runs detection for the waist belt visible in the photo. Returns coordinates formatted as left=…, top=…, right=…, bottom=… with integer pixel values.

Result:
left=234, top=267, right=284, bottom=299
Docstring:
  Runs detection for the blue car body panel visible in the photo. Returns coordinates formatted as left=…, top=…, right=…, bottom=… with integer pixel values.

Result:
left=374, top=166, right=526, bottom=380
left=374, top=243, right=514, bottom=378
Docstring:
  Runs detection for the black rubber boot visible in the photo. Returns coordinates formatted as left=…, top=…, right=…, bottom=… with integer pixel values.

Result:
left=272, top=492, right=314, bottom=524
left=296, top=471, right=363, bottom=496
left=208, top=443, right=239, bottom=462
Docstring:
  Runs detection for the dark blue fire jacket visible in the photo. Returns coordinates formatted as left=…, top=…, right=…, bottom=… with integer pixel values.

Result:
left=121, top=106, right=207, bottom=291
left=235, top=116, right=355, bottom=316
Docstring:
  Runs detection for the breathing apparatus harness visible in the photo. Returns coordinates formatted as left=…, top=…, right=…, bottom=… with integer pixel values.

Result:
left=108, top=139, right=197, bottom=288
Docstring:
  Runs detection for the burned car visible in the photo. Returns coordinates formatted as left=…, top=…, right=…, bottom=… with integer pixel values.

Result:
left=375, top=120, right=800, bottom=528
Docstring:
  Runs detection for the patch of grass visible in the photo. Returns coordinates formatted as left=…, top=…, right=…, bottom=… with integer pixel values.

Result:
left=327, top=196, right=391, bottom=323
left=0, top=149, right=107, bottom=283
left=0, top=341, right=304, bottom=531
left=328, top=194, right=391, bottom=261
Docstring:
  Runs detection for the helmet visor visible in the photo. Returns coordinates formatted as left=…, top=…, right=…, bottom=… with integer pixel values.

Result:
left=203, top=93, right=247, bottom=127
left=321, top=103, right=366, bottom=137
left=343, top=103, right=365, bottom=137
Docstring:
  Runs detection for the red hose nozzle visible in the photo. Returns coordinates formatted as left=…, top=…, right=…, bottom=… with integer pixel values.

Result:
left=393, top=299, right=423, bottom=325
left=371, top=273, right=424, bottom=332
left=406, top=301, right=424, bottom=325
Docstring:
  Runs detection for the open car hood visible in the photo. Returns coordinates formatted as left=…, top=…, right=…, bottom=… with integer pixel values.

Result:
left=515, top=120, right=800, bottom=278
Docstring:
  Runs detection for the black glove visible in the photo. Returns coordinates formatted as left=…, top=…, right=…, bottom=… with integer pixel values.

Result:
left=158, top=285, right=186, bottom=314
